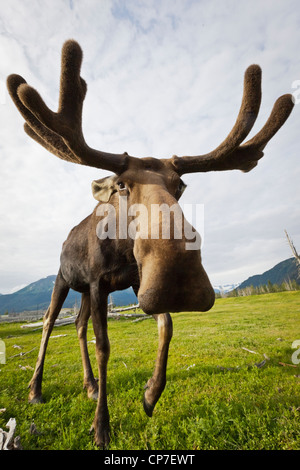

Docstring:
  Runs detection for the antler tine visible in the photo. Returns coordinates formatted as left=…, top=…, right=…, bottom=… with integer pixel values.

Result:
left=23, top=122, right=80, bottom=162
left=241, top=93, right=294, bottom=151
left=8, top=40, right=128, bottom=174
left=226, top=93, right=294, bottom=174
left=169, top=66, right=294, bottom=175
left=7, top=73, right=77, bottom=163
left=209, top=64, right=262, bottom=156
left=58, top=39, right=87, bottom=117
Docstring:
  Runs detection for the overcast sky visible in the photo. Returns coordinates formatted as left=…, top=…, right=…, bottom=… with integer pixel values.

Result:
left=0, top=0, right=299, bottom=294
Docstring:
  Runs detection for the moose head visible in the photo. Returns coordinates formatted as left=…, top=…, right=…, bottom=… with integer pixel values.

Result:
left=7, top=40, right=294, bottom=447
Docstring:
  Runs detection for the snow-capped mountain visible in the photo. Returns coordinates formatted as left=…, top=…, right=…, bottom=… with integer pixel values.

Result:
left=213, top=283, right=240, bottom=294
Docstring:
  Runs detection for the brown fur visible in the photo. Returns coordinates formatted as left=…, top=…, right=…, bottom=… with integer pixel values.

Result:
left=7, top=40, right=294, bottom=447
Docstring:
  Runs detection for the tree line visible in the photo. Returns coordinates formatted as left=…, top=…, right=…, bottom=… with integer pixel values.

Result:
left=216, top=279, right=300, bottom=298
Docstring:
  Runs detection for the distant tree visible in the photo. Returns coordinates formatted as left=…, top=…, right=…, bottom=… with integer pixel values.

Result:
left=285, top=230, right=300, bottom=278
left=267, top=280, right=274, bottom=293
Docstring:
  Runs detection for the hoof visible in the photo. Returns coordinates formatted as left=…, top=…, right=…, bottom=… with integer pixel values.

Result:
left=95, top=431, right=110, bottom=449
left=87, top=390, right=98, bottom=401
left=90, top=422, right=110, bottom=448
left=143, top=394, right=155, bottom=417
left=84, top=381, right=99, bottom=401
left=28, top=394, right=43, bottom=404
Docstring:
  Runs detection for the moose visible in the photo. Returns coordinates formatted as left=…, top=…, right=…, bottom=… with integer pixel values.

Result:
left=7, top=40, right=294, bottom=447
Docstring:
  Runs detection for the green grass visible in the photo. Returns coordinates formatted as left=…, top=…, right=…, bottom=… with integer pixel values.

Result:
left=0, top=291, right=299, bottom=450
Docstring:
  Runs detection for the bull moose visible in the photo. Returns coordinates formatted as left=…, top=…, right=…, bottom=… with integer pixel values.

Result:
left=7, top=40, right=294, bottom=447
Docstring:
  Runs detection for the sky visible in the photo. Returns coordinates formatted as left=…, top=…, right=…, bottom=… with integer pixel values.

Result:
left=0, top=0, right=299, bottom=294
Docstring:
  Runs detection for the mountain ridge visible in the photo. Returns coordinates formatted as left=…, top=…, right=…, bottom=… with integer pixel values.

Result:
left=237, top=257, right=299, bottom=290
left=0, top=275, right=137, bottom=315
left=0, top=257, right=299, bottom=314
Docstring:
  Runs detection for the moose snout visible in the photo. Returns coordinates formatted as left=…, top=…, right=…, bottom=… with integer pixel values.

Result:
left=138, top=284, right=215, bottom=315
left=137, top=250, right=215, bottom=315
left=131, top=193, right=215, bottom=315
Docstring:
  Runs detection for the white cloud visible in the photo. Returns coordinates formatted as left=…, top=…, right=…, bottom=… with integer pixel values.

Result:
left=0, top=0, right=299, bottom=293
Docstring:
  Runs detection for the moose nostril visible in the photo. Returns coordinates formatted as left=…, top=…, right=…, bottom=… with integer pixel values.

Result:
left=138, top=288, right=159, bottom=315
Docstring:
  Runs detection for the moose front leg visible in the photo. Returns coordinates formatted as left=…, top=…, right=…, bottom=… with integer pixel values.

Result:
left=89, top=284, right=110, bottom=448
left=28, top=270, right=69, bottom=403
left=75, top=292, right=98, bottom=400
left=143, top=313, right=173, bottom=417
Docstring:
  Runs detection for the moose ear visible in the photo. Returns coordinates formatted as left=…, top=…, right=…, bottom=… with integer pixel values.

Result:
left=91, top=176, right=117, bottom=202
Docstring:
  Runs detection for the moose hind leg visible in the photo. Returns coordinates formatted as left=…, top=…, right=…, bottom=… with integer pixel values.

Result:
left=143, top=312, right=173, bottom=417
left=28, top=270, right=69, bottom=403
left=75, top=292, right=98, bottom=400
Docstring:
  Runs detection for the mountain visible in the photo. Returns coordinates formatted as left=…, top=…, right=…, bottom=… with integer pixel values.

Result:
left=237, top=257, right=299, bottom=290
left=0, top=275, right=137, bottom=315
left=213, top=283, right=240, bottom=294
left=1, top=257, right=298, bottom=314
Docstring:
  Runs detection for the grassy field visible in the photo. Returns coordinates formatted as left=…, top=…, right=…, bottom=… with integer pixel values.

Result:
left=0, top=291, right=299, bottom=450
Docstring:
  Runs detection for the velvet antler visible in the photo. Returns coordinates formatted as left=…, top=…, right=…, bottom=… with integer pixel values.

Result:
left=7, top=40, right=127, bottom=173
left=7, top=40, right=293, bottom=175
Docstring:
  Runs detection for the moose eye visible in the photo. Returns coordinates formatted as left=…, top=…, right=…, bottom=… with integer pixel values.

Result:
left=118, top=181, right=126, bottom=191
left=175, top=179, right=187, bottom=200
left=178, top=179, right=187, bottom=194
